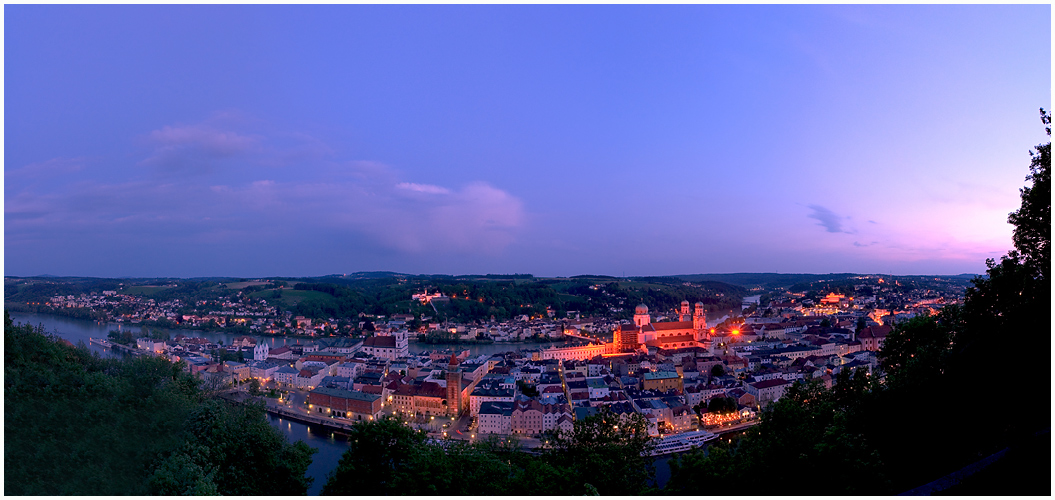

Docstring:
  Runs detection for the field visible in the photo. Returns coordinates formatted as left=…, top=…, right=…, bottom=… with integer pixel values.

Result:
left=222, top=281, right=273, bottom=289
left=121, top=285, right=175, bottom=296
left=247, top=289, right=334, bottom=309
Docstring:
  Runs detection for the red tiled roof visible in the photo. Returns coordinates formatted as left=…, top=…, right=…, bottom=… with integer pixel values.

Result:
left=652, top=321, right=694, bottom=331
left=417, top=382, right=446, bottom=398
left=751, top=378, right=790, bottom=389
left=363, top=336, right=397, bottom=348
left=859, top=325, right=892, bottom=339
left=660, top=334, right=696, bottom=344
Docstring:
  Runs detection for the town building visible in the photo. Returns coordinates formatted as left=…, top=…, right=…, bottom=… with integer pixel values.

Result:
left=478, top=401, right=515, bottom=435
left=746, top=378, right=791, bottom=406
left=510, top=398, right=573, bottom=436
left=642, top=371, right=684, bottom=393
left=361, top=331, right=409, bottom=361
left=253, top=342, right=270, bottom=361
left=306, top=387, right=383, bottom=421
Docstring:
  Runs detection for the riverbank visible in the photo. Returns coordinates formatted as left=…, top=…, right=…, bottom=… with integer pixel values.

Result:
left=6, top=312, right=602, bottom=359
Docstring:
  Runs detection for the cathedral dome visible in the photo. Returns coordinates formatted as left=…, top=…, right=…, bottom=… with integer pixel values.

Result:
left=635, top=303, right=649, bottom=314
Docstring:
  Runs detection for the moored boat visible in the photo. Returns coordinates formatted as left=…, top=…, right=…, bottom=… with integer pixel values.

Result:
left=649, top=429, right=718, bottom=456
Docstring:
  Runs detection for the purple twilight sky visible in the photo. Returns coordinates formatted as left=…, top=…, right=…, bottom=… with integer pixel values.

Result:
left=4, top=5, right=1051, bottom=278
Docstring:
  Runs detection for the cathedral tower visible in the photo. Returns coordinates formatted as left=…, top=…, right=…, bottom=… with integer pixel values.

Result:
left=693, top=302, right=707, bottom=331
left=634, top=304, right=651, bottom=327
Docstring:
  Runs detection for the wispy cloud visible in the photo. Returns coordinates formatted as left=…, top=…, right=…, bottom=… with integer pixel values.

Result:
left=139, top=124, right=259, bottom=172
left=6, top=157, right=85, bottom=182
left=396, top=182, right=452, bottom=195
left=807, top=204, right=855, bottom=234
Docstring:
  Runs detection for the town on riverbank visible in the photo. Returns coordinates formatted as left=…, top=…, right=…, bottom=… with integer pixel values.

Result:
left=10, top=271, right=970, bottom=457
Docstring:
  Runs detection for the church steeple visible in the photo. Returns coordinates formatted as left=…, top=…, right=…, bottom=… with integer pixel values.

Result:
left=693, top=302, right=706, bottom=332
left=446, top=354, right=461, bottom=417
left=634, top=303, right=651, bottom=327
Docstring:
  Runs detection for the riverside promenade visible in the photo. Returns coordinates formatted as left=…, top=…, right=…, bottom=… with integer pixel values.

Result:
left=218, top=391, right=359, bottom=434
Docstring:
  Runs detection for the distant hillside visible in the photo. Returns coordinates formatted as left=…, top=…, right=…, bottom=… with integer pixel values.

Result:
left=672, top=273, right=861, bottom=288
left=340, top=271, right=409, bottom=279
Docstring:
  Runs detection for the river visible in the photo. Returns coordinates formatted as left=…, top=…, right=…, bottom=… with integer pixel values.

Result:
left=7, top=311, right=584, bottom=359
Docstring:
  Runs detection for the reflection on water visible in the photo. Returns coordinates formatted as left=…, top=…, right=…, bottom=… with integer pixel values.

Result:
left=7, top=312, right=328, bottom=356
left=267, top=415, right=350, bottom=495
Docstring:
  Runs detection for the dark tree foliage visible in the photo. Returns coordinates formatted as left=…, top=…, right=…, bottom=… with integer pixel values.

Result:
left=668, top=374, right=888, bottom=496
left=710, top=364, right=725, bottom=378
left=321, top=410, right=656, bottom=496
left=706, top=396, right=738, bottom=414
left=5, top=312, right=199, bottom=495
left=541, top=407, right=656, bottom=495
left=4, top=311, right=316, bottom=496
left=878, top=307, right=960, bottom=391
left=951, top=109, right=1051, bottom=439
left=1007, top=108, right=1050, bottom=281
left=149, top=400, right=316, bottom=495
left=321, top=416, right=428, bottom=495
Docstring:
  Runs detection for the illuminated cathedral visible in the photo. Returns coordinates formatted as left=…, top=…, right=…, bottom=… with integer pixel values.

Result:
left=613, top=300, right=710, bottom=353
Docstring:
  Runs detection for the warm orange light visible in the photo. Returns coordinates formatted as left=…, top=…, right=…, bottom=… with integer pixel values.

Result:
left=732, top=329, right=740, bottom=335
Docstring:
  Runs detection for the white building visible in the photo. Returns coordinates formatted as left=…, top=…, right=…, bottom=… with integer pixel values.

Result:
left=361, top=331, right=409, bottom=361
left=746, top=378, right=791, bottom=406
left=477, top=401, right=514, bottom=435
left=273, top=366, right=299, bottom=386
left=137, top=338, right=165, bottom=353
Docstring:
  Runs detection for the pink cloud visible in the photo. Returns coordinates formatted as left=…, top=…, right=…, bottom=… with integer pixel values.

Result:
left=396, top=182, right=451, bottom=195
left=139, top=124, right=259, bottom=171
left=6, top=157, right=85, bottom=180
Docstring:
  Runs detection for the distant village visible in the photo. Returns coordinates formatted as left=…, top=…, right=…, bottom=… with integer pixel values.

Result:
left=73, top=274, right=966, bottom=451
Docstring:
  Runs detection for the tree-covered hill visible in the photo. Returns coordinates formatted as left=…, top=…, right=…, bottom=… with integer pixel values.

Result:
left=3, top=311, right=316, bottom=495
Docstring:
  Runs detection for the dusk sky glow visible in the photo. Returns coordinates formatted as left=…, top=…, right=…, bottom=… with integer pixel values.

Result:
left=5, top=5, right=1051, bottom=278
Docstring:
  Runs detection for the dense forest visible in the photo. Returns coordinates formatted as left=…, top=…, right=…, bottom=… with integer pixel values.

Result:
left=4, top=312, right=316, bottom=495
left=320, top=408, right=657, bottom=495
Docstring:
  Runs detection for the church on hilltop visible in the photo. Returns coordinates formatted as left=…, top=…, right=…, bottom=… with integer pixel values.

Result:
left=614, top=300, right=711, bottom=353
